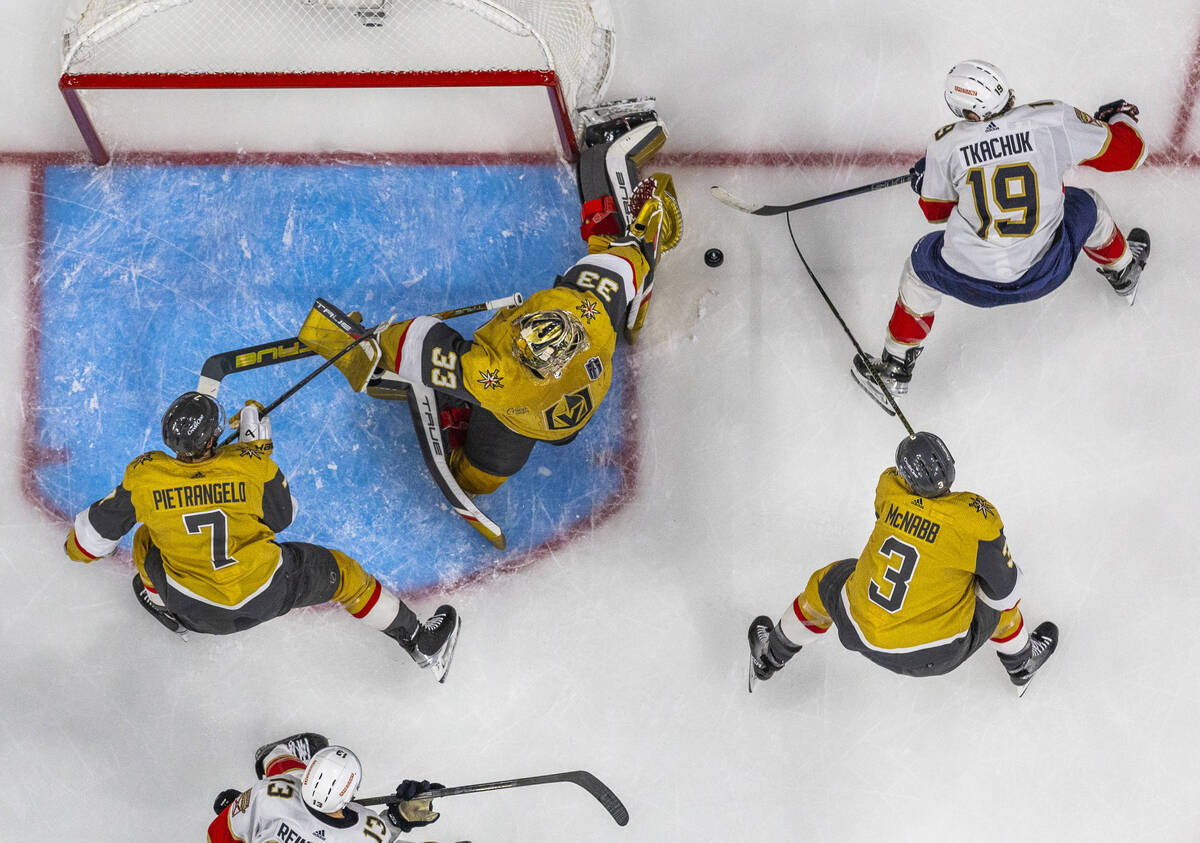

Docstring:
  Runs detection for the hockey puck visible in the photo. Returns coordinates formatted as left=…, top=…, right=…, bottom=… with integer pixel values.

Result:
left=704, top=248, right=724, bottom=267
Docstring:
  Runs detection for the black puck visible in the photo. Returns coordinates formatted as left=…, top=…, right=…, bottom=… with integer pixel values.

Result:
left=704, top=247, right=724, bottom=267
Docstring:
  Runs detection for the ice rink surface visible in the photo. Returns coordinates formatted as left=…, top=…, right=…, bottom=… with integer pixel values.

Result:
left=2, top=1, right=1199, bottom=840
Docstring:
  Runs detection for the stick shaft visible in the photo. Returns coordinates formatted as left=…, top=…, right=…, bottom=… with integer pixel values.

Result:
left=712, top=173, right=910, bottom=216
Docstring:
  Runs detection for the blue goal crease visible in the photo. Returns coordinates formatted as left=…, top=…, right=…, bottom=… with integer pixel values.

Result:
left=33, top=162, right=631, bottom=593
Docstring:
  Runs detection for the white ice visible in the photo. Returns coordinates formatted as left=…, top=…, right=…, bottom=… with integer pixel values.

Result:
left=2, top=1, right=1198, bottom=841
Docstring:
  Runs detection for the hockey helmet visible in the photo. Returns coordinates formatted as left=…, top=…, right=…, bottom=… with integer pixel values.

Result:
left=944, top=60, right=1013, bottom=121
left=302, top=746, right=362, bottom=813
left=161, top=391, right=223, bottom=459
left=511, top=309, right=589, bottom=378
left=895, top=432, right=955, bottom=498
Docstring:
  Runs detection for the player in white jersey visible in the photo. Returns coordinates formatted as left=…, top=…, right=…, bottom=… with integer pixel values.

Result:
left=853, top=60, right=1150, bottom=404
left=208, top=733, right=444, bottom=843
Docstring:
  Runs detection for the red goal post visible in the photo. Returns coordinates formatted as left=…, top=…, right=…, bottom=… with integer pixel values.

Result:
left=59, top=0, right=616, bottom=164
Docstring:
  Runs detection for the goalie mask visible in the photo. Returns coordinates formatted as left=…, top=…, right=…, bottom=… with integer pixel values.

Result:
left=512, top=310, right=589, bottom=378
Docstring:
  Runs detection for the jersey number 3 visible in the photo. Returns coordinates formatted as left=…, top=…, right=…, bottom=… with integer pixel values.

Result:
left=868, top=536, right=919, bottom=613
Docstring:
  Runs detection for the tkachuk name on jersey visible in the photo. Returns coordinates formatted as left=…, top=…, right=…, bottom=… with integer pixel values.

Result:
left=957, top=131, right=1033, bottom=166
left=883, top=503, right=941, bottom=543
left=151, top=481, right=248, bottom=511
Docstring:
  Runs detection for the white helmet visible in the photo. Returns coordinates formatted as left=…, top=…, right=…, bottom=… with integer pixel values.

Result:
left=944, top=60, right=1012, bottom=120
left=302, top=746, right=362, bottom=813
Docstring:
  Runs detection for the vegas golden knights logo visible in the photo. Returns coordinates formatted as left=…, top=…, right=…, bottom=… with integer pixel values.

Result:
left=544, top=387, right=594, bottom=431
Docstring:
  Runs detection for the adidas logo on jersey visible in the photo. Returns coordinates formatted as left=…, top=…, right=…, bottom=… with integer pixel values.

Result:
left=313, top=831, right=326, bottom=840
left=909, top=497, right=924, bottom=508
left=985, top=121, right=1000, bottom=132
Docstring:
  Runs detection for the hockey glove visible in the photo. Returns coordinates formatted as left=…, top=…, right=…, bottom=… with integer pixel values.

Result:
left=64, top=528, right=97, bottom=562
left=1094, top=99, right=1139, bottom=123
left=213, top=789, right=241, bottom=815
left=386, top=779, right=442, bottom=832
left=229, top=400, right=271, bottom=442
left=909, top=156, right=926, bottom=195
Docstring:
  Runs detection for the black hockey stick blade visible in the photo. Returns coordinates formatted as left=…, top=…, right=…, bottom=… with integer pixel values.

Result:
left=197, top=337, right=317, bottom=398
left=359, top=770, right=629, bottom=826
left=711, top=173, right=911, bottom=216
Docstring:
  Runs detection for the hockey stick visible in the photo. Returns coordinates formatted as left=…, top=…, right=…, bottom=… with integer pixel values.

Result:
left=358, top=770, right=629, bottom=827
left=196, top=293, right=524, bottom=399
left=711, top=174, right=910, bottom=216
left=784, top=213, right=915, bottom=433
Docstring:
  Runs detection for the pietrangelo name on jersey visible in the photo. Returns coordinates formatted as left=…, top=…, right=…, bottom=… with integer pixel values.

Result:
left=883, top=503, right=941, bottom=543
left=152, top=481, right=247, bottom=511
left=957, top=131, right=1033, bottom=166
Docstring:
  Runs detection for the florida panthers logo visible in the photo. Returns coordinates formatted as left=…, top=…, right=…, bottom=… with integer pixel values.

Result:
left=544, top=387, right=594, bottom=430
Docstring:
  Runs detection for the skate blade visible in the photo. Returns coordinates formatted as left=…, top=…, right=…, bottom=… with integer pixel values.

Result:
left=850, top=366, right=897, bottom=416
left=748, top=659, right=758, bottom=694
left=429, top=616, right=462, bottom=684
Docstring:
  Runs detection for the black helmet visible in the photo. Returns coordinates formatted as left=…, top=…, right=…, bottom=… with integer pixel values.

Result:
left=162, top=392, right=222, bottom=459
left=895, top=432, right=955, bottom=498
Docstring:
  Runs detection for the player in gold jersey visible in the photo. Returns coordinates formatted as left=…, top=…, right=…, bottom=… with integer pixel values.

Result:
left=749, top=432, right=1058, bottom=696
left=64, top=392, right=460, bottom=681
left=297, top=100, right=681, bottom=496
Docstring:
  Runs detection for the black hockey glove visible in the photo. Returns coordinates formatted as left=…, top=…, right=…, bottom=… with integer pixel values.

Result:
left=1094, top=99, right=1139, bottom=123
left=909, top=156, right=926, bottom=195
left=386, top=779, right=443, bottom=832
left=213, top=788, right=241, bottom=815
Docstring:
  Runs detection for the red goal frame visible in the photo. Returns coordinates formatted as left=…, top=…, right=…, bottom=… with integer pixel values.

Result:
left=59, top=68, right=580, bottom=165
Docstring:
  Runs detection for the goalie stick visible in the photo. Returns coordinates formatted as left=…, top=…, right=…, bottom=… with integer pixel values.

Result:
left=710, top=173, right=910, bottom=216
left=358, top=770, right=629, bottom=827
left=196, top=293, right=524, bottom=400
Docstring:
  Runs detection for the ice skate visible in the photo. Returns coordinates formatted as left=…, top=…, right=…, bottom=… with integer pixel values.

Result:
left=576, top=97, right=660, bottom=148
left=746, top=615, right=801, bottom=693
left=998, top=621, right=1058, bottom=697
left=131, top=574, right=189, bottom=641
left=404, top=605, right=461, bottom=683
left=254, top=732, right=329, bottom=779
left=1098, top=228, right=1150, bottom=305
left=851, top=347, right=920, bottom=414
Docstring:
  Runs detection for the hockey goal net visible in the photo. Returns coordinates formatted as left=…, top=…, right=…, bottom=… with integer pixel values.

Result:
left=60, top=0, right=616, bottom=163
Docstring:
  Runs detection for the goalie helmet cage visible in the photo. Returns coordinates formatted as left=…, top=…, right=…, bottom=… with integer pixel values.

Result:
left=59, top=0, right=616, bottom=164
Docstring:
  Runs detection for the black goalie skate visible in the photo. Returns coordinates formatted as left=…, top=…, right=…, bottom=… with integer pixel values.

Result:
left=1098, top=227, right=1150, bottom=305
left=998, top=621, right=1059, bottom=698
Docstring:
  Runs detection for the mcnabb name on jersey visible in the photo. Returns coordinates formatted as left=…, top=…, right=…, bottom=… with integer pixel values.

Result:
left=957, top=130, right=1033, bottom=166
left=883, top=503, right=941, bottom=543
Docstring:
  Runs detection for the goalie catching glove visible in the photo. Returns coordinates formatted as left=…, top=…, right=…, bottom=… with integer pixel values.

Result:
left=386, top=779, right=443, bottom=832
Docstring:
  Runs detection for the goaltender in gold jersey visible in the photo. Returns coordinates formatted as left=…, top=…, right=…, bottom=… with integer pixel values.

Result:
left=297, top=99, right=681, bottom=496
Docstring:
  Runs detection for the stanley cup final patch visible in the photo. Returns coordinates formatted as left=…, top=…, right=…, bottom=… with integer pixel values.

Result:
left=585, top=356, right=604, bottom=381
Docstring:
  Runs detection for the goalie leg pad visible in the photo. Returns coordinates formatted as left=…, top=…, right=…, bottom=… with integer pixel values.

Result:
left=297, top=301, right=381, bottom=393
left=576, top=118, right=668, bottom=240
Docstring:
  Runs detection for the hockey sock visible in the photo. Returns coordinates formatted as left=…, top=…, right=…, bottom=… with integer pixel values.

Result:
left=885, top=298, right=934, bottom=351
left=990, top=612, right=1029, bottom=657
left=1084, top=227, right=1131, bottom=270
left=778, top=596, right=831, bottom=646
